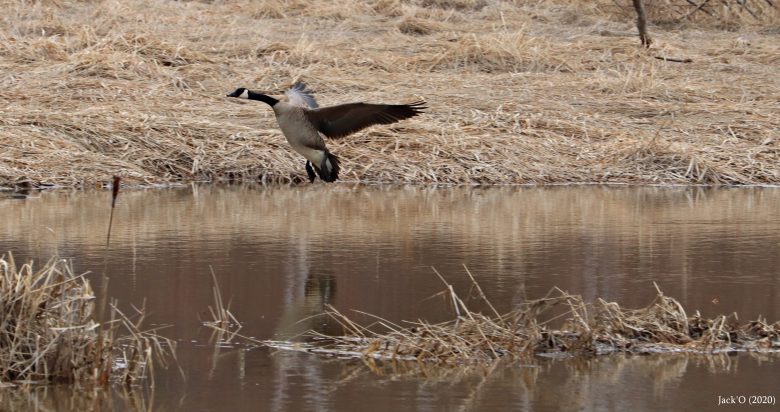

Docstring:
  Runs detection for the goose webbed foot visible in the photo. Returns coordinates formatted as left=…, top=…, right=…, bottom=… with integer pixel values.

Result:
left=305, top=161, right=316, bottom=183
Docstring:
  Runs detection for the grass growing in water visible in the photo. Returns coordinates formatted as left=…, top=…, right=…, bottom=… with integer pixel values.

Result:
left=267, top=270, right=780, bottom=365
left=0, top=253, right=173, bottom=386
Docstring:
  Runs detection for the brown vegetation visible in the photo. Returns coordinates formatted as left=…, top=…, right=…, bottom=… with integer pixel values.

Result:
left=267, top=272, right=780, bottom=365
left=0, top=253, right=173, bottom=386
left=0, top=0, right=778, bottom=186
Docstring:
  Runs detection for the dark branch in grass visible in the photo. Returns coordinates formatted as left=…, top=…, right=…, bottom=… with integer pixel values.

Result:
left=737, top=0, right=759, bottom=18
left=681, top=0, right=714, bottom=19
left=654, top=56, right=694, bottom=63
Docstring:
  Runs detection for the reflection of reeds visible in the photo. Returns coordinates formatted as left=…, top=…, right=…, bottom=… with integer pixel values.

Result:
left=0, top=253, right=173, bottom=385
left=0, top=384, right=154, bottom=412
left=268, top=271, right=780, bottom=365
left=7, top=185, right=779, bottom=255
left=199, top=268, right=249, bottom=381
left=4, top=185, right=780, bottom=318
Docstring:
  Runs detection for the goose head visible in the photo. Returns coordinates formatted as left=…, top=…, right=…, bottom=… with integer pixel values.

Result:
left=227, top=87, right=249, bottom=99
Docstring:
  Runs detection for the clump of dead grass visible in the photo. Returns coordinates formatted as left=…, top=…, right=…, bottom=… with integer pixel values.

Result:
left=0, top=253, right=173, bottom=386
left=420, top=30, right=564, bottom=72
left=418, top=0, right=487, bottom=11
left=397, top=15, right=449, bottom=35
left=268, top=271, right=779, bottom=365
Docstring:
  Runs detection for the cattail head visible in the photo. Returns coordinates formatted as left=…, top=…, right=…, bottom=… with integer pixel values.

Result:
left=111, top=176, right=121, bottom=208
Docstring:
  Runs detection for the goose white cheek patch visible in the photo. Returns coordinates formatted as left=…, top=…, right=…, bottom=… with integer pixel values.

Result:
left=239, top=89, right=249, bottom=99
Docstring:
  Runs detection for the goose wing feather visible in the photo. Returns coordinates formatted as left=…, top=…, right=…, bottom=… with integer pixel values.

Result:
left=285, top=82, right=319, bottom=109
left=305, top=101, right=426, bottom=139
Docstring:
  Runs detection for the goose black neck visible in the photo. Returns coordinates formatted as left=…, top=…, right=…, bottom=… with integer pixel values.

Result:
left=248, top=91, right=279, bottom=107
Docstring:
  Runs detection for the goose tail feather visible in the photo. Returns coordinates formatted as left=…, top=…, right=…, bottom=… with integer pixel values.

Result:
left=316, top=151, right=340, bottom=183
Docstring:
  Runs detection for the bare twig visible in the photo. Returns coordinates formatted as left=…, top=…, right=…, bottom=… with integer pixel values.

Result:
left=737, top=0, right=759, bottom=18
left=654, top=56, right=694, bottom=63
left=681, top=0, right=714, bottom=19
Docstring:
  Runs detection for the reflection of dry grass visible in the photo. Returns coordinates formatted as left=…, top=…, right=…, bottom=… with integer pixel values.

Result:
left=0, top=385, right=154, bottom=412
left=0, top=253, right=174, bottom=385
left=268, top=275, right=779, bottom=365
left=0, top=0, right=778, bottom=186
left=2, top=185, right=779, bottom=262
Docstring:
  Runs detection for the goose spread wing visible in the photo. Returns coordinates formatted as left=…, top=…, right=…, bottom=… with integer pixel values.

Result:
left=285, top=82, right=319, bottom=109
left=305, top=101, right=426, bottom=139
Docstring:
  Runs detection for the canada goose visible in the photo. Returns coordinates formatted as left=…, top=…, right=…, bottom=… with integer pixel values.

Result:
left=227, top=82, right=425, bottom=183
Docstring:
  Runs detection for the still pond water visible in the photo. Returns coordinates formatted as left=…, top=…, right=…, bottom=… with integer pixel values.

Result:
left=1, top=185, right=779, bottom=411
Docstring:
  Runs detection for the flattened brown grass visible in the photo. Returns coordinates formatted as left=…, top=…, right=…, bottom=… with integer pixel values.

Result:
left=0, top=0, right=777, bottom=186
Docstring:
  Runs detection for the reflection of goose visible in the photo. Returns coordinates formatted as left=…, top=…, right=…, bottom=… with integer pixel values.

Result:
left=273, top=273, right=338, bottom=340
left=227, top=82, right=426, bottom=183
left=273, top=235, right=340, bottom=340
left=270, top=238, right=338, bottom=411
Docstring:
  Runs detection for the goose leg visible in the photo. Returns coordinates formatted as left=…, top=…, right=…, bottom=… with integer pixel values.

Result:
left=305, top=161, right=316, bottom=183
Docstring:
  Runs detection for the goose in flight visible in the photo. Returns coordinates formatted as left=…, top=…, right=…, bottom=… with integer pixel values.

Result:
left=227, top=82, right=426, bottom=182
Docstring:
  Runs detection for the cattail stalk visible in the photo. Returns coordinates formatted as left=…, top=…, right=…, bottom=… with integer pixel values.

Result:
left=106, top=176, right=121, bottom=247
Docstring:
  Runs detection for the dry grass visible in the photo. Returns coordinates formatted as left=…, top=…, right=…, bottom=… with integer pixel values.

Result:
left=0, top=253, right=173, bottom=386
left=202, top=266, right=240, bottom=331
left=267, top=270, right=780, bottom=366
left=0, top=0, right=778, bottom=187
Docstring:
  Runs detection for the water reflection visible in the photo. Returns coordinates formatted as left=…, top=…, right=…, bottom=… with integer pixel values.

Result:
left=243, top=351, right=776, bottom=412
left=270, top=241, right=339, bottom=412
left=273, top=236, right=340, bottom=340
left=0, top=185, right=779, bottom=411
left=2, top=350, right=776, bottom=412
left=0, top=385, right=155, bottom=412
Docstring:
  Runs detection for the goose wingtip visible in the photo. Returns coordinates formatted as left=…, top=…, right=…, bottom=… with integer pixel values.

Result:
left=408, top=100, right=427, bottom=113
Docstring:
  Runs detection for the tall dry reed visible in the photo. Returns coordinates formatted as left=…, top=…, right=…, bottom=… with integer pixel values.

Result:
left=0, top=253, right=173, bottom=385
